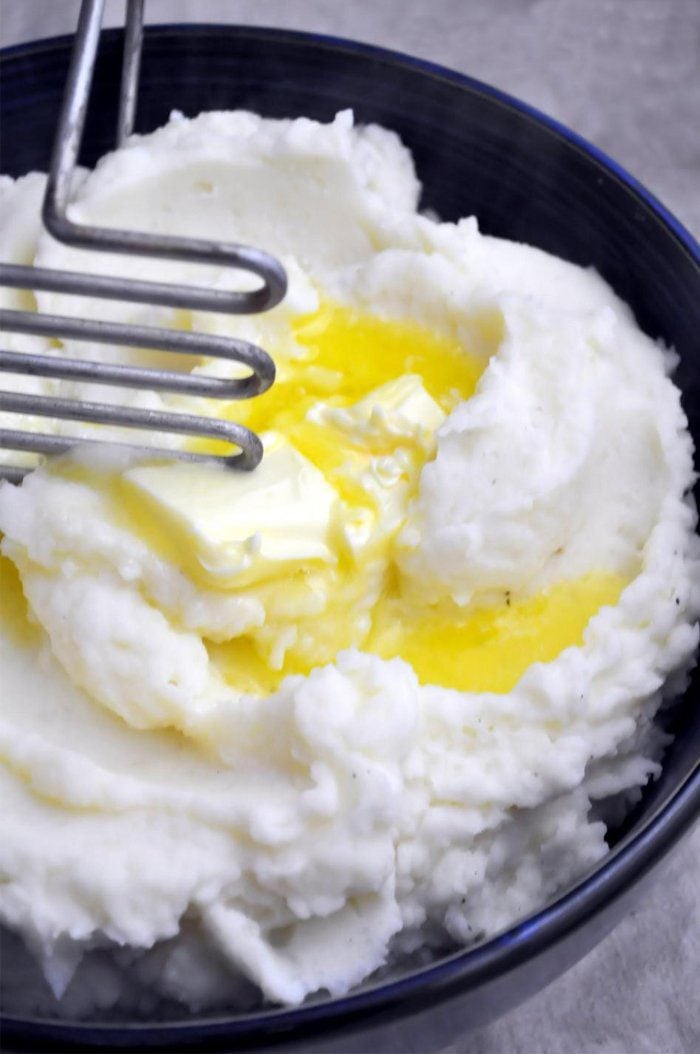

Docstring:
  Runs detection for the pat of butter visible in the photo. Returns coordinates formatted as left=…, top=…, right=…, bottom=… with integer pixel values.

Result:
left=353, top=373, right=446, bottom=435
left=124, top=433, right=339, bottom=587
left=306, top=376, right=446, bottom=557
left=311, top=374, right=446, bottom=448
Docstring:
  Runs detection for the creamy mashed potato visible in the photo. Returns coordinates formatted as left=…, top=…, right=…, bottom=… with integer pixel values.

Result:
left=1, top=110, right=699, bottom=1009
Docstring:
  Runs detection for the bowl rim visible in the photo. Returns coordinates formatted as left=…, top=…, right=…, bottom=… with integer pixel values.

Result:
left=1, top=21, right=699, bottom=1047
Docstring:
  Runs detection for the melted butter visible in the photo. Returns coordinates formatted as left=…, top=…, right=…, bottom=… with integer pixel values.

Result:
left=209, top=565, right=625, bottom=697
left=367, top=572, right=626, bottom=694
left=234, top=302, right=481, bottom=536
left=196, top=303, right=482, bottom=689
left=238, top=300, right=483, bottom=432
left=0, top=553, right=41, bottom=647
left=1, top=301, right=630, bottom=699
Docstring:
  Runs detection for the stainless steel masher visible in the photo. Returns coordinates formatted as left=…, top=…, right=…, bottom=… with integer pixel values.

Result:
left=0, top=0, right=287, bottom=483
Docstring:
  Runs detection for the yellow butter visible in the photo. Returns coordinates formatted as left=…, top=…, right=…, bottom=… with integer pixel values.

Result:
left=0, top=554, right=40, bottom=648
left=0, top=300, right=630, bottom=700
left=367, top=571, right=626, bottom=694
left=124, top=433, right=339, bottom=587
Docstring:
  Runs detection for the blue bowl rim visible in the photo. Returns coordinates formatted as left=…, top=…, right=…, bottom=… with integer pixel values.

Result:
left=1, top=22, right=699, bottom=1046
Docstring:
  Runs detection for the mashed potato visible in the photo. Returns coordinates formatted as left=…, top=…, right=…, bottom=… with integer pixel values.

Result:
left=1, top=110, right=699, bottom=1009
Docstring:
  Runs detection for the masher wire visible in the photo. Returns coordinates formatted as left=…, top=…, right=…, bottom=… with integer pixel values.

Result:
left=0, top=0, right=287, bottom=477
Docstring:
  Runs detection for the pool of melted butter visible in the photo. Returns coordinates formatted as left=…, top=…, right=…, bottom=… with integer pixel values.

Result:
left=0, top=302, right=625, bottom=699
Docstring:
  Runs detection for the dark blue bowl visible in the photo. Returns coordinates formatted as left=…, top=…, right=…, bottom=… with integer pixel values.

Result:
left=1, top=24, right=699, bottom=1054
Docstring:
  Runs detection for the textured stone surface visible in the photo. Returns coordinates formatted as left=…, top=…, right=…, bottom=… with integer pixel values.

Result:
left=1, top=2, right=699, bottom=1052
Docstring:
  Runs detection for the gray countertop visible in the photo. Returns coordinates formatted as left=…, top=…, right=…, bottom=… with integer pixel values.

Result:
left=1, top=2, right=699, bottom=1052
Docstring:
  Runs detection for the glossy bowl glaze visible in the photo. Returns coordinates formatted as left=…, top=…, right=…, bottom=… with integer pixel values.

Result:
left=1, top=25, right=699, bottom=1054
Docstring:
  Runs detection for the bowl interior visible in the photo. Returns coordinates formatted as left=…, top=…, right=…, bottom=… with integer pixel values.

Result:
left=1, top=21, right=699, bottom=1044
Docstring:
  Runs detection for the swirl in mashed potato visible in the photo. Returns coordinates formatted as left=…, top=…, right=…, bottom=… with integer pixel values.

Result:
left=0, top=110, right=698, bottom=1008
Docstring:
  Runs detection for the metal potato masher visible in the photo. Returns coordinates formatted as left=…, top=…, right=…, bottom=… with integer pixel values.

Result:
left=0, top=0, right=287, bottom=483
